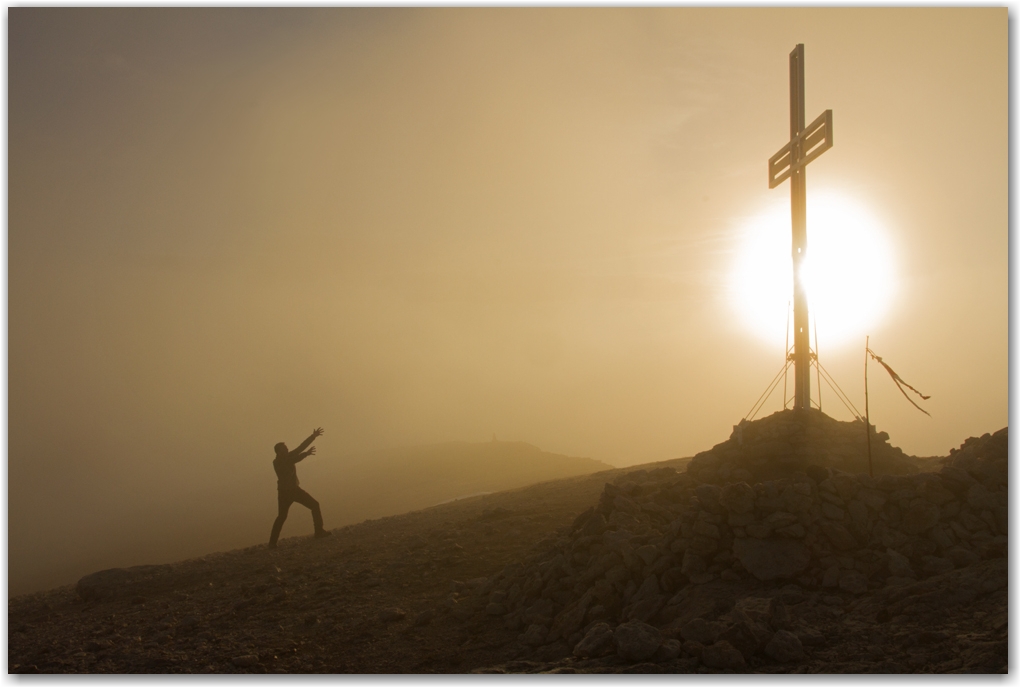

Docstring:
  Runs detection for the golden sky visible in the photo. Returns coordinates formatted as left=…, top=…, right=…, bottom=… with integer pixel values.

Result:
left=8, top=8, right=1007, bottom=592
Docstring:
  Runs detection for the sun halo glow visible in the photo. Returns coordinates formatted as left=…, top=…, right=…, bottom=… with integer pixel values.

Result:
left=729, top=192, right=896, bottom=351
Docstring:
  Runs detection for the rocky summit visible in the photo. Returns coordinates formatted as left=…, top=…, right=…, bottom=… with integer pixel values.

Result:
left=471, top=414, right=1007, bottom=673
left=8, top=411, right=1008, bottom=673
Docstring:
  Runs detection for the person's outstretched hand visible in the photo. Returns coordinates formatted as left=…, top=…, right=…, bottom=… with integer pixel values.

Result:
left=312, top=427, right=325, bottom=438
left=307, top=446, right=317, bottom=456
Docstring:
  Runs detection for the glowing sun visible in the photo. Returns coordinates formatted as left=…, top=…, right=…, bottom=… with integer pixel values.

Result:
left=729, top=191, right=896, bottom=349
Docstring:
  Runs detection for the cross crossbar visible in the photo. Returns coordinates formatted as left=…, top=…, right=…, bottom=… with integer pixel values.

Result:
left=768, top=109, right=833, bottom=189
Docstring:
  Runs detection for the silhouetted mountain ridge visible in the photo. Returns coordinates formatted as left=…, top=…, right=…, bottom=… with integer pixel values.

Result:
left=314, top=440, right=614, bottom=524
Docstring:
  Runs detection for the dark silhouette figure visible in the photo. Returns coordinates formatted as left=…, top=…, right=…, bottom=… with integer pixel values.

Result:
left=269, top=427, right=330, bottom=548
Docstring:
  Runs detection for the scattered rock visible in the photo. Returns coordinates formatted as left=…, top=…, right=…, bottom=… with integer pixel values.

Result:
left=720, top=482, right=756, bottom=513
left=919, top=479, right=955, bottom=506
left=732, top=538, right=811, bottom=581
left=718, top=619, right=763, bottom=661
left=796, top=626, right=826, bottom=647
left=838, top=570, right=868, bottom=595
left=920, top=556, right=955, bottom=577
left=886, top=549, right=915, bottom=578
left=520, top=624, right=548, bottom=647
left=944, top=547, right=980, bottom=569
left=681, top=639, right=704, bottom=659
left=965, top=485, right=997, bottom=512
left=613, top=620, right=662, bottom=662
left=635, top=545, right=659, bottom=566
left=820, top=521, right=857, bottom=551
left=901, top=500, right=940, bottom=535
left=702, top=640, right=747, bottom=671
left=572, top=623, right=615, bottom=658
left=680, top=618, right=724, bottom=645
left=547, top=590, right=593, bottom=642
left=654, top=638, right=681, bottom=661
left=764, top=630, right=805, bottom=663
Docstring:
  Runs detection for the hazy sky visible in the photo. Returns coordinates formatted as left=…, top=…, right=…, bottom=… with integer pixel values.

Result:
left=9, top=8, right=1007, bottom=591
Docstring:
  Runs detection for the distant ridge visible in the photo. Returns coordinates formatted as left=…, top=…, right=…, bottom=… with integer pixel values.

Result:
left=338, top=440, right=548, bottom=467
left=314, top=440, right=613, bottom=526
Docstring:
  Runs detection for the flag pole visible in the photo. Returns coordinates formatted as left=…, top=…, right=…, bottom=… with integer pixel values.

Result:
left=814, top=317, right=821, bottom=412
left=783, top=300, right=791, bottom=409
left=864, top=335, right=873, bottom=478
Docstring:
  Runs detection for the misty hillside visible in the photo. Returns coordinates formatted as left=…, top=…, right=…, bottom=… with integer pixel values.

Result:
left=9, top=440, right=611, bottom=596
left=245, top=440, right=614, bottom=550
left=315, top=441, right=614, bottom=523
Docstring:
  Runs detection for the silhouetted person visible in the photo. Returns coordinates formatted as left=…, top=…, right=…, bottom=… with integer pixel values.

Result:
left=269, top=427, right=330, bottom=548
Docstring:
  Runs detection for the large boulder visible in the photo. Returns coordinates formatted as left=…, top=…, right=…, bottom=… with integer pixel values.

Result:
left=820, top=521, right=858, bottom=550
left=547, top=590, right=593, bottom=642
left=886, top=549, right=915, bottom=578
left=702, top=640, right=747, bottom=671
left=901, top=499, right=940, bottom=535
left=945, top=547, right=980, bottom=569
left=732, top=539, right=811, bottom=581
left=680, top=617, right=724, bottom=645
left=520, top=624, right=549, bottom=647
left=855, top=488, right=887, bottom=510
left=734, top=596, right=783, bottom=627
left=681, top=551, right=708, bottom=579
left=764, top=630, right=806, bottom=663
left=614, top=620, right=662, bottom=662
left=919, top=479, right=955, bottom=506
left=718, top=619, right=766, bottom=661
left=572, top=623, right=615, bottom=658
left=938, top=466, right=977, bottom=494
left=838, top=570, right=868, bottom=595
left=966, top=485, right=999, bottom=512
left=695, top=484, right=723, bottom=510
left=920, top=556, right=955, bottom=577
left=720, top=482, right=756, bottom=514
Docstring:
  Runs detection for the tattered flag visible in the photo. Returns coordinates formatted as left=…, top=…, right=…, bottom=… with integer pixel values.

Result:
left=867, top=348, right=931, bottom=417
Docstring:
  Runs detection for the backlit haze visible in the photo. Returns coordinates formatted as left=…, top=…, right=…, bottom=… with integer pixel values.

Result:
left=9, top=8, right=1006, bottom=594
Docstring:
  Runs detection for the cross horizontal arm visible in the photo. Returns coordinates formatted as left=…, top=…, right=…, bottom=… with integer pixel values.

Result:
left=768, top=109, right=833, bottom=189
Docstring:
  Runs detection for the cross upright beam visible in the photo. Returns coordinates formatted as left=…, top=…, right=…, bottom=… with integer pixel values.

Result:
left=768, top=44, right=833, bottom=411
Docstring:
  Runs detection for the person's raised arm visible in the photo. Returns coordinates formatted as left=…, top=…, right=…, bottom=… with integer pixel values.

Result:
left=294, top=446, right=316, bottom=463
left=292, top=427, right=324, bottom=456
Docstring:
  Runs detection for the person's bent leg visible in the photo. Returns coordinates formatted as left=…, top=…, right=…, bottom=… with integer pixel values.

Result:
left=293, top=488, right=327, bottom=535
left=269, top=492, right=294, bottom=548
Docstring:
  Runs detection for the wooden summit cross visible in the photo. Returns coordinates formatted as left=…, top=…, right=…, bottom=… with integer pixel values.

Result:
left=768, top=44, right=833, bottom=412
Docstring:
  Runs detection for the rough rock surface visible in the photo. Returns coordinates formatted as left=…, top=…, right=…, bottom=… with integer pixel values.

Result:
left=613, top=620, right=662, bottom=661
left=8, top=412, right=1008, bottom=674
left=573, top=623, right=614, bottom=658
left=703, top=640, right=747, bottom=671
left=765, top=630, right=805, bottom=662
left=733, top=539, right=811, bottom=581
